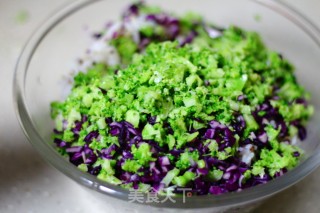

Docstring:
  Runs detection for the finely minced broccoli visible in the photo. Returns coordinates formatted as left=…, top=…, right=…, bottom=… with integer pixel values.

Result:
left=51, top=2, right=313, bottom=195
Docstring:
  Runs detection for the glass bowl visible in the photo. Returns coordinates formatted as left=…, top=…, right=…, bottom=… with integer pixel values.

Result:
left=13, top=0, right=320, bottom=212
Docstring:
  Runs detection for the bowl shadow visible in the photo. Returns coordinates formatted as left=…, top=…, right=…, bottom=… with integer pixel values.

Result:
left=0, top=139, right=51, bottom=204
left=255, top=167, right=320, bottom=213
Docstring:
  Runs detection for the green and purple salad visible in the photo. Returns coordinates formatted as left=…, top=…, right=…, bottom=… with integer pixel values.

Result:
left=51, top=2, right=314, bottom=195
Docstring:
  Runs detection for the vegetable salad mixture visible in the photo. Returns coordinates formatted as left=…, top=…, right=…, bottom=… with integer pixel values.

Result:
left=51, top=2, right=313, bottom=195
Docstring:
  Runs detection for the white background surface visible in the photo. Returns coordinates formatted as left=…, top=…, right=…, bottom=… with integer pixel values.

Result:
left=1, top=0, right=320, bottom=212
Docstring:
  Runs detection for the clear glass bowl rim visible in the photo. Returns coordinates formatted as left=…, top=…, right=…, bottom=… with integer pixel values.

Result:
left=13, top=0, right=320, bottom=209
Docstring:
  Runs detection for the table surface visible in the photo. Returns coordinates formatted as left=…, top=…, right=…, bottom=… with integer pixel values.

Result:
left=1, top=0, right=320, bottom=212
